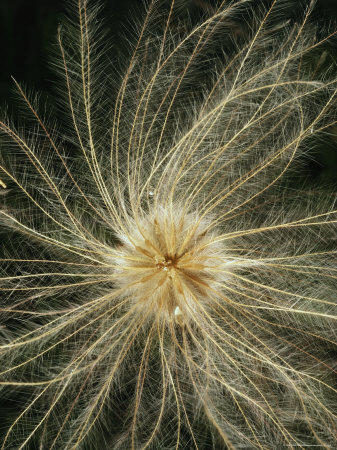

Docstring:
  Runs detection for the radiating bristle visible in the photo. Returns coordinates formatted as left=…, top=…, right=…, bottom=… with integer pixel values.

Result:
left=0, top=0, right=337, bottom=449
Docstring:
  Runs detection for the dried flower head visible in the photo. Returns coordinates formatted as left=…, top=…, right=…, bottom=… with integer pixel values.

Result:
left=0, top=0, right=337, bottom=448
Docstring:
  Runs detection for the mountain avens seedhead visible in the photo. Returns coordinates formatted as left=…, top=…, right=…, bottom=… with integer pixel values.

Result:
left=1, top=0, right=337, bottom=448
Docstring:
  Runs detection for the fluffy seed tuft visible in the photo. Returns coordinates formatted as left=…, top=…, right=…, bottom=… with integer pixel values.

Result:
left=0, top=0, right=337, bottom=448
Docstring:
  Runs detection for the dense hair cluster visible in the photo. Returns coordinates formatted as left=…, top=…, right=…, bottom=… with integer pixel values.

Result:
left=0, top=0, right=337, bottom=448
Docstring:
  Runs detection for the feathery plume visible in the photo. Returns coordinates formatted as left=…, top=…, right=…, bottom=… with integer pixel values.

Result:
left=0, top=0, right=337, bottom=448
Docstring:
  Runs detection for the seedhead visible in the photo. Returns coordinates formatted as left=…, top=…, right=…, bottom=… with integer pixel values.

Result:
left=0, top=0, right=337, bottom=448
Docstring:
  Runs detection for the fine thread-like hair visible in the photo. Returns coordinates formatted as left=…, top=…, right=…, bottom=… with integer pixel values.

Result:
left=0, top=0, right=337, bottom=448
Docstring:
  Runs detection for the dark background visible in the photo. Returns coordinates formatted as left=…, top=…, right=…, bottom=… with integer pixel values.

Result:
left=1, top=0, right=337, bottom=102
left=0, top=0, right=143, bottom=103
left=0, top=0, right=337, bottom=185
